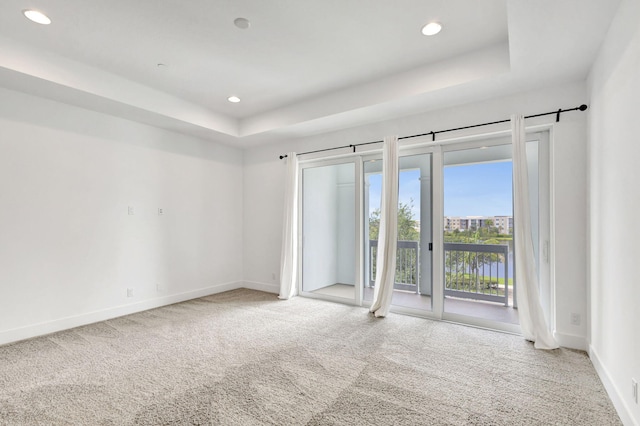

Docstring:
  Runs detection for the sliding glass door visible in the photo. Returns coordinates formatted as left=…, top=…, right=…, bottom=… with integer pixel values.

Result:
left=363, top=152, right=433, bottom=313
left=525, top=132, right=552, bottom=323
left=442, top=142, right=518, bottom=325
left=300, top=159, right=360, bottom=303
left=298, top=130, right=550, bottom=333
left=440, top=132, right=550, bottom=331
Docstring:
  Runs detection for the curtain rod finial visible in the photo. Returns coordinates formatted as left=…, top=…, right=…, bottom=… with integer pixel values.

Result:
left=279, top=154, right=288, bottom=160
left=579, top=104, right=588, bottom=111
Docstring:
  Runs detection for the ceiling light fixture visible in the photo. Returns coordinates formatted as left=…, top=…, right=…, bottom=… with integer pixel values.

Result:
left=23, top=9, right=51, bottom=25
left=227, top=96, right=241, bottom=103
left=233, top=18, right=250, bottom=29
left=421, top=22, right=442, bottom=36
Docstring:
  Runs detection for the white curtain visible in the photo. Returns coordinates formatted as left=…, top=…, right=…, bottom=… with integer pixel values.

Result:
left=512, top=116, right=558, bottom=349
left=279, top=152, right=299, bottom=300
left=369, top=136, right=399, bottom=317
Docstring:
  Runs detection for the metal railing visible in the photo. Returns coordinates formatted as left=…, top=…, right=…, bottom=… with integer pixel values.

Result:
left=444, top=242, right=511, bottom=306
left=368, top=240, right=513, bottom=306
left=369, top=240, right=420, bottom=294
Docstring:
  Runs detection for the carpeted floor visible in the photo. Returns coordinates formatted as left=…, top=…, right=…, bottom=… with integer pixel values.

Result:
left=0, top=289, right=621, bottom=425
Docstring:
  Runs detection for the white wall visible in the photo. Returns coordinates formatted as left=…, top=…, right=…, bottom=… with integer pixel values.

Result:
left=587, top=0, right=640, bottom=424
left=301, top=164, right=338, bottom=291
left=549, top=109, right=588, bottom=348
left=0, top=88, right=244, bottom=345
left=243, top=81, right=589, bottom=348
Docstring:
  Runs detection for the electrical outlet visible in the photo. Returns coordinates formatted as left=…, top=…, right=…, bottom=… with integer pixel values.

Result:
left=128, top=206, right=135, bottom=216
left=570, top=313, right=581, bottom=326
left=158, top=208, right=164, bottom=216
left=127, top=288, right=134, bottom=298
left=633, top=378, right=638, bottom=404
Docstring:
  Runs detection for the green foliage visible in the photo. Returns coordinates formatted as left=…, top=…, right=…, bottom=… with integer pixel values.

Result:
left=444, top=228, right=510, bottom=244
left=443, top=223, right=512, bottom=295
left=367, top=202, right=514, bottom=295
left=368, top=200, right=419, bottom=241
left=444, top=272, right=505, bottom=296
left=369, top=200, right=420, bottom=286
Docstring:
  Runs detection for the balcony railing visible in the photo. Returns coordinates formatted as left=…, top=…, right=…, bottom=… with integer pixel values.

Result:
left=369, top=240, right=420, bottom=294
left=444, top=242, right=512, bottom=306
left=369, top=240, right=513, bottom=306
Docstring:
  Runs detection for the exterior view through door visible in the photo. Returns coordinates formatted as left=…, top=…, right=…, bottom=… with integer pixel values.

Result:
left=364, top=153, right=433, bottom=312
left=442, top=143, right=517, bottom=325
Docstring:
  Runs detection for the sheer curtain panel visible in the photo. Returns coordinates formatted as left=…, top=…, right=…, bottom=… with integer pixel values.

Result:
left=279, top=152, right=299, bottom=300
left=369, top=136, right=399, bottom=317
left=512, top=116, right=558, bottom=349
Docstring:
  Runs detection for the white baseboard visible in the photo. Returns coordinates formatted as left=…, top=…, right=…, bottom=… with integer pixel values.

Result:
left=242, top=281, right=279, bottom=294
left=589, top=345, right=638, bottom=426
left=0, top=281, right=243, bottom=347
left=553, top=331, right=587, bottom=351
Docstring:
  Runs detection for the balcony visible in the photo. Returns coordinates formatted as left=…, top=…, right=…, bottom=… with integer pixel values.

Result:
left=444, top=242, right=513, bottom=307
left=367, top=240, right=517, bottom=323
left=369, top=240, right=420, bottom=293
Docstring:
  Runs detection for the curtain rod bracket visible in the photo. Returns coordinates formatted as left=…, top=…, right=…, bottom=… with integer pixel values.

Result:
left=350, top=144, right=356, bottom=153
left=430, top=131, right=435, bottom=142
left=556, top=109, right=562, bottom=122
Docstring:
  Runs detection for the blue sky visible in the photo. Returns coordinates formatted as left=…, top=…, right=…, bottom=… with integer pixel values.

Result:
left=443, top=161, right=513, bottom=216
left=368, top=161, right=513, bottom=218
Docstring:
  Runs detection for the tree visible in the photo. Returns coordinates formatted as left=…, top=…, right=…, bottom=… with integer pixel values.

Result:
left=368, top=199, right=419, bottom=241
left=368, top=200, right=420, bottom=286
left=443, top=221, right=510, bottom=294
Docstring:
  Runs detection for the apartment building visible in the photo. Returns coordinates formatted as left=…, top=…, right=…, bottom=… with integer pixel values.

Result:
left=445, top=215, right=513, bottom=234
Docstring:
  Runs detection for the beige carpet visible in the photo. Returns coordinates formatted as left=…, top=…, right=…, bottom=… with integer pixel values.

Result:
left=0, top=289, right=621, bottom=425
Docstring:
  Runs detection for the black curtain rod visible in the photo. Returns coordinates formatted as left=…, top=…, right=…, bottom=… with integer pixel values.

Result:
left=278, top=104, right=588, bottom=159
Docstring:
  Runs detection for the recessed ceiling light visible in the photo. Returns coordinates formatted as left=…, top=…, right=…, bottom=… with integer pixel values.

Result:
left=234, top=18, right=250, bottom=29
left=23, top=9, right=51, bottom=25
left=228, top=96, right=241, bottom=103
left=421, top=22, right=442, bottom=36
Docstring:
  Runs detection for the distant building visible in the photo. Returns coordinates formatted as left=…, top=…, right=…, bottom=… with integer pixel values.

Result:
left=444, top=215, right=513, bottom=234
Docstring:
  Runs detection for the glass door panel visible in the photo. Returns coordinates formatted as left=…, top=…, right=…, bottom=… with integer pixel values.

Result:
left=526, top=133, right=551, bottom=323
left=302, top=162, right=356, bottom=301
left=363, top=154, right=432, bottom=312
left=363, top=159, right=381, bottom=304
left=391, top=154, right=432, bottom=311
left=442, top=144, right=518, bottom=324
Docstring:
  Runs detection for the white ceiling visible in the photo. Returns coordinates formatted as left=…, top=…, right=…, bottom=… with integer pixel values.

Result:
left=0, top=0, right=621, bottom=147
